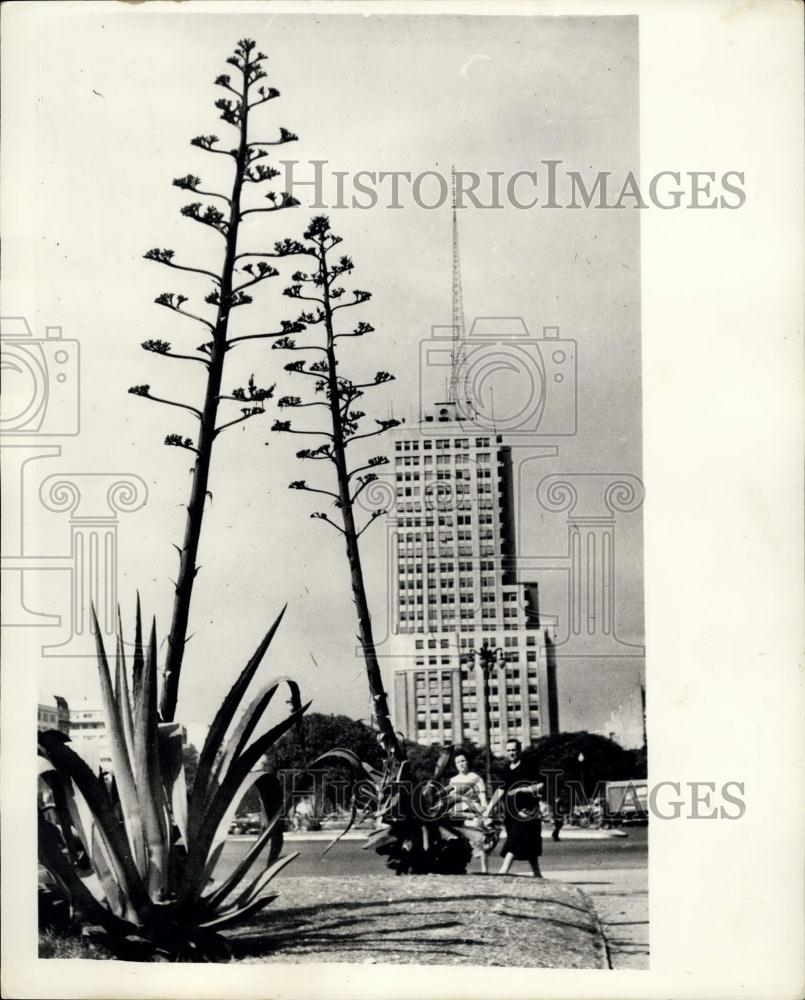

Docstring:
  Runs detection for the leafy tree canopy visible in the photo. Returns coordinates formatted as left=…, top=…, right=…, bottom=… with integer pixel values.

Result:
left=262, top=712, right=384, bottom=785
left=527, top=730, right=646, bottom=803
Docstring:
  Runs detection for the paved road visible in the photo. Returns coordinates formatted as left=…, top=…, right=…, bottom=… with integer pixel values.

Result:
left=219, top=825, right=647, bottom=880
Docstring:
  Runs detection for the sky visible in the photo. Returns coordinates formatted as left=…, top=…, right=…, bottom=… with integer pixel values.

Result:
left=7, top=9, right=643, bottom=747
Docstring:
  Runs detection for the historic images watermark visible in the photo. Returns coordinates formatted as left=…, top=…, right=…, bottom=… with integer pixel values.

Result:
left=280, top=160, right=747, bottom=211
left=275, top=770, right=747, bottom=823
left=0, top=316, right=148, bottom=656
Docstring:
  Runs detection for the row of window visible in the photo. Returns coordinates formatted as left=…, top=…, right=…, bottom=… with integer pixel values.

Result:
left=397, top=530, right=493, bottom=546
left=399, top=605, right=522, bottom=620
left=393, top=514, right=493, bottom=528
left=398, top=592, right=499, bottom=606
left=397, top=622, right=528, bottom=633
left=397, top=559, right=497, bottom=572
left=397, top=545, right=497, bottom=560
left=415, top=718, right=539, bottom=732
left=393, top=504, right=497, bottom=518
left=398, top=576, right=497, bottom=590
left=396, top=438, right=491, bottom=451
left=409, top=636, right=545, bottom=652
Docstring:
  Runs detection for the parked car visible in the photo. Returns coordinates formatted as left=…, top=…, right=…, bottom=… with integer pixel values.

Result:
left=228, top=812, right=263, bottom=835
left=601, top=780, right=648, bottom=826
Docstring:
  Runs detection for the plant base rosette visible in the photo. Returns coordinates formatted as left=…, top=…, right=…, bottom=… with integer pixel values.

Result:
left=37, top=604, right=309, bottom=961
left=316, top=748, right=491, bottom=876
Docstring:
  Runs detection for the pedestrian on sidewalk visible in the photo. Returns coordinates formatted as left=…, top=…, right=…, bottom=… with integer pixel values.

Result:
left=552, top=787, right=570, bottom=841
left=447, top=751, right=494, bottom=873
left=484, top=738, right=544, bottom=878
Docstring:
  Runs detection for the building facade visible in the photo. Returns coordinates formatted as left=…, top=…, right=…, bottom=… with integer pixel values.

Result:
left=388, top=402, right=558, bottom=751
left=37, top=696, right=70, bottom=735
left=67, top=703, right=113, bottom=771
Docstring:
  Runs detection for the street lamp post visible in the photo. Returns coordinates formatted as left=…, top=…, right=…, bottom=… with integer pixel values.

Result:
left=463, top=639, right=506, bottom=788
left=578, top=752, right=585, bottom=795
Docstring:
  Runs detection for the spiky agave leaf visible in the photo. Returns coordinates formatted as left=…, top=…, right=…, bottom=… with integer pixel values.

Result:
left=364, top=826, right=397, bottom=852
left=195, top=889, right=282, bottom=933
left=206, top=674, right=302, bottom=815
left=39, top=766, right=83, bottom=869
left=196, top=680, right=301, bottom=908
left=132, top=593, right=145, bottom=704
left=37, top=731, right=150, bottom=922
left=90, top=823, right=128, bottom=919
left=308, top=748, right=383, bottom=857
left=40, top=764, right=127, bottom=916
left=255, top=775, right=287, bottom=870
left=115, top=612, right=136, bottom=768
left=322, top=794, right=375, bottom=858
left=158, top=722, right=189, bottom=849
left=133, top=618, right=169, bottom=898
left=38, top=814, right=135, bottom=938
left=432, top=746, right=453, bottom=782
left=181, top=699, right=310, bottom=903
left=195, top=767, right=274, bottom=895
left=202, top=772, right=292, bottom=911
left=189, top=606, right=287, bottom=837
left=91, top=605, right=147, bottom=879
left=214, top=853, right=298, bottom=917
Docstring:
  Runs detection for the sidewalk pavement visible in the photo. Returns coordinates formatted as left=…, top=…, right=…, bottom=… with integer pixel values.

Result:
left=551, top=866, right=649, bottom=970
left=229, top=826, right=629, bottom=843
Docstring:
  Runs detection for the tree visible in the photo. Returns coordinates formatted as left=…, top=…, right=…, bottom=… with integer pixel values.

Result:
left=129, top=38, right=302, bottom=721
left=528, top=731, right=636, bottom=806
left=263, top=712, right=384, bottom=775
left=270, top=216, right=403, bottom=759
left=260, top=712, right=385, bottom=815
left=625, top=743, right=647, bottom=780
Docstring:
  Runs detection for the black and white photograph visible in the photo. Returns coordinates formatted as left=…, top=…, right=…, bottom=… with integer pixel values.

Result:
left=1, top=2, right=802, bottom=999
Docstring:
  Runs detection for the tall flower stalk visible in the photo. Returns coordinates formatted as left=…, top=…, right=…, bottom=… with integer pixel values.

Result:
left=271, top=216, right=404, bottom=760
left=130, top=39, right=303, bottom=720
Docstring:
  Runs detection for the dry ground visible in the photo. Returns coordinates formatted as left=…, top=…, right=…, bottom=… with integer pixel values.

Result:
left=229, top=874, right=608, bottom=968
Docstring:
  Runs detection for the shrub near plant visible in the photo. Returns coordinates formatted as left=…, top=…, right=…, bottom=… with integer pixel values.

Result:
left=37, top=605, right=309, bottom=961
left=314, top=748, right=492, bottom=876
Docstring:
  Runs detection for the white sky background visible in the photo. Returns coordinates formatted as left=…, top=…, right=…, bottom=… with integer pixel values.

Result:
left=17, top=10, right=642, bottom=744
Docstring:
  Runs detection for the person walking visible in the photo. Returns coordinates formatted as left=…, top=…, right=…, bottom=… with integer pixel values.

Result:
left=552, top=787, right=570, bottom=841
left=448, top=752, right=488, bottom=811
left=484, top=739, right=544, bottom=877
left=447, top=751, right=493, bottom=873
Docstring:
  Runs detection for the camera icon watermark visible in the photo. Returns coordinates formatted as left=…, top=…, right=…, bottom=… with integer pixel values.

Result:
left=1, top=315, right=148, bottom=655
left=419, top=318, right=577, bottom=437
left=0, top=317, right=80, bottom=436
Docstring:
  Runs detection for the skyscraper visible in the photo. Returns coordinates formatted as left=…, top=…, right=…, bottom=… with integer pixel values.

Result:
left=388, top=401, right=558, bottom=751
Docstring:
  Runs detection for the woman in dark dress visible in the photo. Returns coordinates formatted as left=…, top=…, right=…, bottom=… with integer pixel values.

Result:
left=484, top=738, right=544, bottom=877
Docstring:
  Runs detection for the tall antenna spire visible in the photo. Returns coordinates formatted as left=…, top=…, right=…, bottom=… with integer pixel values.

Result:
left=449, top=166, right=467, bottom=405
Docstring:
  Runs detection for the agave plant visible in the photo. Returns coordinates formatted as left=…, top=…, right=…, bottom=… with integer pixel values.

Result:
left=315, top=747, right=494, bottom=875
left=37, top=603, right=310, bottom=960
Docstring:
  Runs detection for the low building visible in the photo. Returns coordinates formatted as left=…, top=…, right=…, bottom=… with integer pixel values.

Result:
left=37, top=696, right=70, bottom=735
left=68, top=702, right=112, bottom=772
